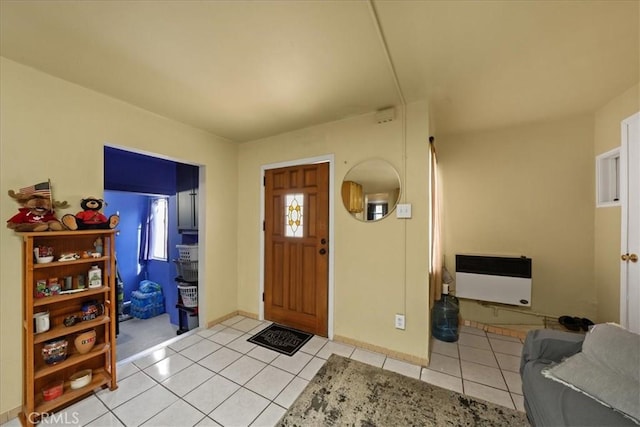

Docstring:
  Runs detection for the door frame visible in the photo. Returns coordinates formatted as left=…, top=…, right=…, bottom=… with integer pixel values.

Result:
left=103, top=143, right=207, bottom=329
left=620, top=112, right=639, bottom=332
left=259, top=154, right=335, bottom=339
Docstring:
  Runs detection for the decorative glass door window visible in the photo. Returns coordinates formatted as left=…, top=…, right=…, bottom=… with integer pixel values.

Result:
left=285, top=194, right=304, bottom=238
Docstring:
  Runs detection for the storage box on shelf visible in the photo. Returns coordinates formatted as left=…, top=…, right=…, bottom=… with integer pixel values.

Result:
left=18, top=230, right=118, bottom=426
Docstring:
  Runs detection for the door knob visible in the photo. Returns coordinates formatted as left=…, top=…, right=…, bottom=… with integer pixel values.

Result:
left=319, top=248, right=327, bottom=255
left=622, top=254, right=629, bottom=261
left=630, top=254, right=638, bottom=263
left=321, top=238, right=327, bottom=245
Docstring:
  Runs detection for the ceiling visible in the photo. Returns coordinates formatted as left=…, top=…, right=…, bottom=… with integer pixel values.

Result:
left=1, top=1, right=638, bottom=142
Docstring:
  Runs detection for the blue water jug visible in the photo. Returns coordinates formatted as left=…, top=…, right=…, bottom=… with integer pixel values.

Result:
left=432, top=286, right=459, bottom=342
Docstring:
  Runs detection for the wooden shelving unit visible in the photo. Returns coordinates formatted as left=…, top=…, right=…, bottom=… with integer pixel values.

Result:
left=18, top=230, right=118, bottom=426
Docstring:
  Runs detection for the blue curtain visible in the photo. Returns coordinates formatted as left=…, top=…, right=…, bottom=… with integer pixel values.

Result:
left=138, top=198, right=152, bottom=277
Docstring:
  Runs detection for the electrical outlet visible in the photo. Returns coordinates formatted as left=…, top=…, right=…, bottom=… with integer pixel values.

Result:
left=395, top=314, right=405, bottom=330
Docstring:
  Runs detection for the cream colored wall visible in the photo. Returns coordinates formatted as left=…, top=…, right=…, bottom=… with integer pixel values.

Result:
left=594, top=84, right=640, bottom=323
left=439, top=115, right=595, bottom=325
left=237, top=102, right=430, bottom=360
left=0, top=58, right=238, bottom=415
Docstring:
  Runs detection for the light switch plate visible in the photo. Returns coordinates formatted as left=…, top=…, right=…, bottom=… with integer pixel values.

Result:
left=396, top=203, right=412, bottom=218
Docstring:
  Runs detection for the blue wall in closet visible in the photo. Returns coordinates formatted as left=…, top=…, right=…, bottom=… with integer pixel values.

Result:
left=104, top=147, right=181, bottom=326
left=104, top=147, right=176, bottom=195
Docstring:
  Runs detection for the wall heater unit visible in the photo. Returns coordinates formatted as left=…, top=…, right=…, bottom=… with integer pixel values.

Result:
left=455, top=254, right=532, bottom=306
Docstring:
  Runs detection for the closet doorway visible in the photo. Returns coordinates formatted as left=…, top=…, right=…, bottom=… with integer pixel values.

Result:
left=103, top=146, right=201, bottom=361
left=620, top=112, right=639, bottom=334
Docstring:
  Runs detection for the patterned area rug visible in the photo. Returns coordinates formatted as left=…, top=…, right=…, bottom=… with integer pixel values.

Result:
left=279, top=354, right=529, bottom=426
left=247, top=323, right=313, bottom=356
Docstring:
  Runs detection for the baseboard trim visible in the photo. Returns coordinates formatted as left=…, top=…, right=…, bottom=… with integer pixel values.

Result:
left=461, top=318, right=529, bottom=340
left=205, top=310, right=260, bottom=328
left=333, top=335, right=429, bottom=367
left=237, top=310, right=258, bottom=320
left=205, top=312, right=430, bottom=366
left=206, top=311, right=241, bottom=328
left=0, top=406, right=21, bottom=424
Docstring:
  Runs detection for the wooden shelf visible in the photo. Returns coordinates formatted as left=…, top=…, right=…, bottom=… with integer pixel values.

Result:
left=34, top=343, right=110, bottom=379
left=34, top=368, right=113, bottom=415
left=17, top=230, right=118, bottom=238
left=33, top=256, right=110, bottom=269
left=20, top=230, right=117, bottom=426
left=33, top=286, right=110, bottom=307
left=33, top=316, right=110, bottom=344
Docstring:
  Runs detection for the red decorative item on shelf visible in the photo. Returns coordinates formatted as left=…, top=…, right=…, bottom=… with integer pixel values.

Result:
left=42, top=381, right=63, bottom=401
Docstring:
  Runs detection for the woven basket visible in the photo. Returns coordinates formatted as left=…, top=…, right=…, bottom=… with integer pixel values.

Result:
left=176, top=245, right=198, bottom=262
left=174, top=260, right=198, bottom=281
left=178, top=285, right=198, bottom=307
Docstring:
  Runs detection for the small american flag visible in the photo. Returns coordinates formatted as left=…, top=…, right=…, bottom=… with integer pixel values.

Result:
left=19, top=180, right=51, bottom=197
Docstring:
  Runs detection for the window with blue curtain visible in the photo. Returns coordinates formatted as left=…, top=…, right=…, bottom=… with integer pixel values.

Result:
left=140, top=197, right=168, bottom=262
left=149, top=198, right=168, bottom=260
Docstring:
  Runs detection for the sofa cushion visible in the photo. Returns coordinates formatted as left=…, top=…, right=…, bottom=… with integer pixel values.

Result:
left=523, top=359, right=635, bottom=427
left=520, top=329, right=584, bottom=374
left=542, top=323, right=640, bottom=423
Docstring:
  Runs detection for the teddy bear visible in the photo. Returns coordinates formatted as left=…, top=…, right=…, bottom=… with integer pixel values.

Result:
left=61, top=196, right=119, bottom=230
left=6, top=190, right=69, bottom=232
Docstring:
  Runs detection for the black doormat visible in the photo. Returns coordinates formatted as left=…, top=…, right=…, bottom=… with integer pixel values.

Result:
left=247, top=323, right=313, bottom=356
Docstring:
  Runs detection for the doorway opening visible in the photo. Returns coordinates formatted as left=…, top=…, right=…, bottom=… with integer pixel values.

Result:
left=620, top=112, right=639, bottom=334
left=103, top=146, right=202, bottom=361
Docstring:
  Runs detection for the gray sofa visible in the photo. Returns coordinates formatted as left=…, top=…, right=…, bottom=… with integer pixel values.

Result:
left=520, top=329, right=636, bottom=427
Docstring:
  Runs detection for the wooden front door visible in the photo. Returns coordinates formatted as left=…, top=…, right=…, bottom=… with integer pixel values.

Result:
left=264, top=162, right=329, bottom=336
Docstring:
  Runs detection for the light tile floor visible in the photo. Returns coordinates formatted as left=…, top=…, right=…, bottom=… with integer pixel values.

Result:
left=3, top=317, right=525, bottom=427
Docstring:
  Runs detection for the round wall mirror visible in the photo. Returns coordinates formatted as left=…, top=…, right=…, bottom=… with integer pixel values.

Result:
left=341, top=159, right=401, bottom=222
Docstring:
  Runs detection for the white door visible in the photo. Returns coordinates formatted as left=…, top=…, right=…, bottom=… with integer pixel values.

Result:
left=621, top=112, right=640, bottom=333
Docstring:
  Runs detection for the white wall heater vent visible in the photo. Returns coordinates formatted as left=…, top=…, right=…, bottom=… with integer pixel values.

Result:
left=455, top=254, right=532, bottom=306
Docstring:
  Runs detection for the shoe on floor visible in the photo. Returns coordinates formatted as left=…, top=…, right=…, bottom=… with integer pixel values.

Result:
left=580, top=317, right=594, bottom=331
left=558, top=315, right=582, bottom=332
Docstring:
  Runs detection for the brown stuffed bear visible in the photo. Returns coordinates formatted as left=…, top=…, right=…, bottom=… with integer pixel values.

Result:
left=6, top=190, right=69, bottom=232
left=62, top=196, right=119, bottom=230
